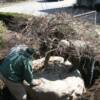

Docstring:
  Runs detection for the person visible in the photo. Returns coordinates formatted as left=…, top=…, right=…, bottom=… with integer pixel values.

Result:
left=0, top=44, right=41, bottom=100
left=44, top=39, right=92, bottom=67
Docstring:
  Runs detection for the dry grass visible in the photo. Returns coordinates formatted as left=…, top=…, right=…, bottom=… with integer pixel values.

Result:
left=0, top=21, right=7, bottom=33
left=21, top=13, right=100, bottom=57
left=0, top=21, right=7, bottom=49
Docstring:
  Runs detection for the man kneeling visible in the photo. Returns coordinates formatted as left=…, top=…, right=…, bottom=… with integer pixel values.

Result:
left=0, top=45, right=41, bottom=100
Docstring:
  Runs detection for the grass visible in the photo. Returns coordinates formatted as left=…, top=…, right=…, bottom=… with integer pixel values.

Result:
left=0, top=12, right=32, bottom=33
left=0, top=12, right=32, bottom=20
left=0, top=21, right=7, bottom=48
left=0, top=21, right=7, bottom=33
left=0, top=12, right=32, bottom=48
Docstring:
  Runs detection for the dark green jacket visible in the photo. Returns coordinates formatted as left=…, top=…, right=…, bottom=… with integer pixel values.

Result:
left=0, top=51, right=33, bottom=84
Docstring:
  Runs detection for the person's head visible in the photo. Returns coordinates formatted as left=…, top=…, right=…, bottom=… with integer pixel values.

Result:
left=26, top=47, right=40, bottom=59
left=9, top=44, right=28, bottom=55
left=57, top=40, right=70, bottom=55
left=9, top=44, right=40, bottom=59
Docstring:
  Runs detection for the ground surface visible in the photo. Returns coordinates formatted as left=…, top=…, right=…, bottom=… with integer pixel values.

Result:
left=0, top=0, right=76, bottom=16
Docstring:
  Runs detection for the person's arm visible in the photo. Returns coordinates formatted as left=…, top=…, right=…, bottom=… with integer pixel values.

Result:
left=23, top=59, right=33, bottom=85
left=23, top=59, right=41, bottom=87
left=44, top=49, right=57, bottom=68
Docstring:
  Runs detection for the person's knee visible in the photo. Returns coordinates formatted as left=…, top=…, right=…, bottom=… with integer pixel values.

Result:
left=18, top=94, right=27, bottom=100
left=22, top=94, right=27, bottom=100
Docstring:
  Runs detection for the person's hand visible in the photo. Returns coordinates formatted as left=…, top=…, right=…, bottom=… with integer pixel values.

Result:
left=30, top=79, right=42, bottom=87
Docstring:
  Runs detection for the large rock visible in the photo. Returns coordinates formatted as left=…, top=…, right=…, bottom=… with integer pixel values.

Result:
left=25, top=62, right=86, bottom=100
left=32, top=56, right=65, bottom=69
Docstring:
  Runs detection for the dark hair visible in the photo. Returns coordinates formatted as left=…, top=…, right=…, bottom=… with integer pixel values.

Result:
left=26, top=48, right=36, bottom=55
left=26, top=48, right=40, bottom=58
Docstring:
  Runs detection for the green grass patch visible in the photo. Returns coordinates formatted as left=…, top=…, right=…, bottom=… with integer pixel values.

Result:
left=0, top=21, right=7, bottom=33
left=0, top=12, right=32, bottom=19
left=0, top=12, right=32, bottom=48
left=0, top=21, right=7, bottom=48
left=0, top=36, right=5, bottom=48
left=0, top=12, right=32, bottom=32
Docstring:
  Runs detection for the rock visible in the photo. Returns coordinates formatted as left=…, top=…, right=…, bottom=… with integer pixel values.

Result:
left=25, top=69, right=86, bottom=100
left=32, top=56, right=65, bottom=69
